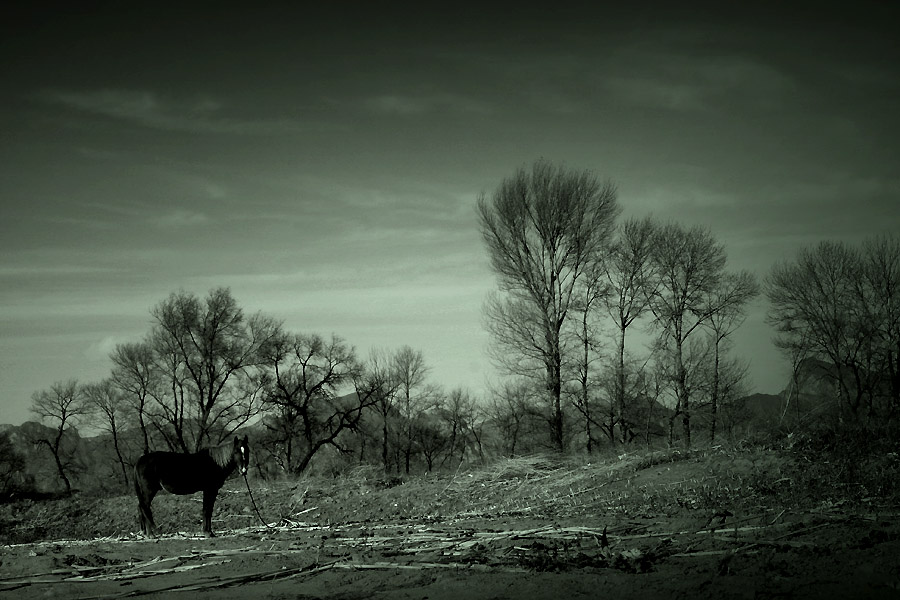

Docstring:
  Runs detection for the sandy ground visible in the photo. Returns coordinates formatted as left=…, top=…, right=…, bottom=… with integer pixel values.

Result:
left=2, top=510, right=899, bottom=600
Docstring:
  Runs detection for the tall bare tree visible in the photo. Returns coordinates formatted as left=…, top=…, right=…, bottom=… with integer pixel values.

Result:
left=485, top=381, right=535, bottom=456
left=29, top=379, right=89, bottom=494
left=604, top=216, right=657, bottom=443
left=393, top=346, right=431, bottom=474
left=648, top=223, right=728, bottom=448
left=150, top=287, right=278, bottom=451
left=569, top=257, right=607, bottom=454
left=767, top=236, right=900, bottom=420
left=439, top=387, right=477, bottom=468
left=766, top=241, right=863, bottom=418
left=365, top=348, right=402, bottom=472
left=478, top=159, right=619, bottom=452
left=82, top=378, right=132, bottom=486
left=704, top=272, right=759, bottom=441
left=258, top=331, right=373, bottom=473
left=110, top=340, right=156, bottom=455
left=859, top=234, right=900, bottom=414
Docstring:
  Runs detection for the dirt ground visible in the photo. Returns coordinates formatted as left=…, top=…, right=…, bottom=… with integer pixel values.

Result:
left=2, top=510, right=899, bottom=600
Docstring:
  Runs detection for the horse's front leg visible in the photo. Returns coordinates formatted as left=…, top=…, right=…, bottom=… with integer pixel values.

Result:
left=202, top=488, right=217, bottom=537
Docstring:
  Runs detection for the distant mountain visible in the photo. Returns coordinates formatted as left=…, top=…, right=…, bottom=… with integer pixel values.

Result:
left=733, top=357, right=845, bottom=431
left=0, top=421, right=99, bottom=495
left=740, top=393, right=785, bottom=425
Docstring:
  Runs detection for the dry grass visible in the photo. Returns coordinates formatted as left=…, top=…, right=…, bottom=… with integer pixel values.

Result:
left=2, top=438, right=898, bottom=545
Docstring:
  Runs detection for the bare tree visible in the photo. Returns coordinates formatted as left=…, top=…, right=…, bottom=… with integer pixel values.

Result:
left=150, top=287, right=278, bottom=451
left=82, top=378, right=131, bottom=486
left=478, top=159, right=619, bottom=452
left=110, top=340, right=156, bottom=455
left=393, top=346, right=431, bottom=474
left=485, top=380, right=541, bottom=456
left=439, top=387, right=477, bottom=469
left=766, top=241, right=863, bottom=419
left=29, top=379, right=89, bottom=494
left=364, top=348, right=402, bottom=472
left=648, top=223, right=728, bottom=448
left=258, top=331, right=373, bottom=473
left=570, top=259, right=607, bottom=454
left=414, top=415, right=449, bottom=472
left=767, top=236, right=900, bottom=421
left=604, top=216, right=656, bottom=444
left=704, top=272, right=759, bottom=442
left=859, top=234, right=900, bottom=415
left=711, top=356, right=751, bottom=439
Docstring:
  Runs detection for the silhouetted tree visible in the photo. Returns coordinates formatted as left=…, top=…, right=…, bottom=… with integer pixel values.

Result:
left=150, top=287, right=278, bottom=451
left=110, top=340, right=156, bottom=455
left=258, top=331, right=374, bottom=473
left=478, top=159, right=619, bottom=452
left=29, top=379, right=89, bottom=494
left=393, top=346, right=431, bottom=474
left=766, top=241, right=862, bottom=418
left=858, top=234, right=900, bottom=414
left=604, top=216, right=657, bottom=444
left=766, top=235, right=900, bottom=420
left=704, top=272, right=759, bottom=441
left=648, top=223, right=728, bottom=448
left=364, top=348, right=402, bottom=472
left=83, top=378, right=131, bottom=486
left=485, top=381, right=541, bottom=456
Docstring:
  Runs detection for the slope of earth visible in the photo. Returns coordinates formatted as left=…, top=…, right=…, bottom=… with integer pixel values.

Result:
left=2, top=444, right=899, bottom=599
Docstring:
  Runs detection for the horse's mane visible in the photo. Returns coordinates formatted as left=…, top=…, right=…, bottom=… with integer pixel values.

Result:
left=207, top=439, right=236, bottom=469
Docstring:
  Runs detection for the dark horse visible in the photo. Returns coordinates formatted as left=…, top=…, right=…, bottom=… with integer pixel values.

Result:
left=134, top=436, right=250, bottom=537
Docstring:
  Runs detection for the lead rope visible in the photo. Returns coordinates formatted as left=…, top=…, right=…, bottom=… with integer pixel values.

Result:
left=243, top=472, right=275, bottom=530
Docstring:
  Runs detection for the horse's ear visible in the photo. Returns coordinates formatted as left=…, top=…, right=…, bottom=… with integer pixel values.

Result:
left=233, top=436, right=240, bottom=447
left=243, top=435, right=249, bottom=445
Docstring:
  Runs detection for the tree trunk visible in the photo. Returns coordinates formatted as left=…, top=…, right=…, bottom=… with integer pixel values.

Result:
left=53, top=451, right=72, bottom=494
left=617, top=326, right=627, bottom=444
left=111, top=424, right=129, bottom=487
left=582, top=313, right=593, bottom=454
left=710, top=338, right=720, bottom=444
left=675, top=337, right=691, bottom=448
left=548, top=349, right=564, bottom=453
left=381, top=417, right=390, bottom=473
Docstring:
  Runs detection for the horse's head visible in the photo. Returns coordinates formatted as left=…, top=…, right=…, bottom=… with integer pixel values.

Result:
left=233, top=435, right=250, bottom=475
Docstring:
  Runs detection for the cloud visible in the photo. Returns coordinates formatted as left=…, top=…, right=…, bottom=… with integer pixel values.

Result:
left=152, top=209, right=211, bottom=228
left=602, top=51, right=796, bottom=112
left=0, top=265, right=123, bottom=277
left=84, top=335, right=123, bottom=361
left=605, top=77, right=706, bottom=111
left=364, top=92, right=490, bottom=116
left=37, top=89, right=330, bottom=135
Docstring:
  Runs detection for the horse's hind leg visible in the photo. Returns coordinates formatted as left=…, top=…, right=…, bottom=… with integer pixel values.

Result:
left=202, top=488, right=217, bottom=537
left=134, top=477, right=158, bottom=537
left=139, top=492, right=157, bottom=536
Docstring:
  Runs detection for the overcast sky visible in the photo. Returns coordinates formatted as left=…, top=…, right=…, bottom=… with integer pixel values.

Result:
left=2, top=4, right=898, bottom=426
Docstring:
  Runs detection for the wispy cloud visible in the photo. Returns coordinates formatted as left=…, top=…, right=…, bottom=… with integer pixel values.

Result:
left=364, top=92, right=491, bottom=116
left=0, top=264, right=125, bottom=277
left=602, top=51, right=796, bottom=112
left=37, top=89, right=331, bottom=135
left=153, top=209, right=211, bottom=228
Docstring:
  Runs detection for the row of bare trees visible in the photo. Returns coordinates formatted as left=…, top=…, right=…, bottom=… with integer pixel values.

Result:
left=478, top=160, right=759, bottom=450
left=26, top=288, right=502, bottom=492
